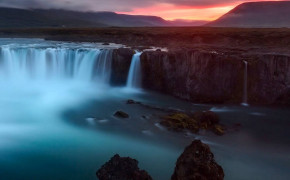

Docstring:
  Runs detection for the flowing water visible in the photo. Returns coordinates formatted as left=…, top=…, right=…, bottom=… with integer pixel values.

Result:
left=126, top=52, right=142, bottom=89
left=241, top=60, right=249, bottom=106
left=0, top=39, right=289, bottom=180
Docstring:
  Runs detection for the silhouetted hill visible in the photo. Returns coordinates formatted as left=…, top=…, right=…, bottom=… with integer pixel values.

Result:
left=207, top=1, right=290, bottom=28
left=0, top=8, right=174, bottom=28
left=0, top=8, right=106, bottom=28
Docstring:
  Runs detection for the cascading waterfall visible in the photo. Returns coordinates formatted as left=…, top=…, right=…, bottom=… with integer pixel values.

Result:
left=126, top=52, right=142, bottom=89
left=0, top=46, right=113, bottom=85
left=241, top=60, right=249, bottom=106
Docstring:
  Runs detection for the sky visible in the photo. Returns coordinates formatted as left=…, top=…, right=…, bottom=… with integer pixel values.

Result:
left=0, top=0, right=285, bottom=20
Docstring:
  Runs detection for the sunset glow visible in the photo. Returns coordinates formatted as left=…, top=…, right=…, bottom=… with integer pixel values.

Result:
left=117, top=0, right=285, bottom=21
left=118, top=3, right=235, bottom=21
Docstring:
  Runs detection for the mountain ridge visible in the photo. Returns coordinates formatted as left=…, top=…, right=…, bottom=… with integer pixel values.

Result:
left=206, top=1, right=290, bottom=27
left=0, top=7, right=208, bottom=28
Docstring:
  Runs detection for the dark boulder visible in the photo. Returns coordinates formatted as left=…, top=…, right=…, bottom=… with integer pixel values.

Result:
left=97, top=154, right=152, bottom=180
left=172, top=140, right=224, bottom=180
left=114, top=111, right=129, bottom=118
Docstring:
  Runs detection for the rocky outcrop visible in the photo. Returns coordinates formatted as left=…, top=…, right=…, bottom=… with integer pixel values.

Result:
left=140, top=50, right=290, bottom=105
left=96, top=154, right=152, bottom=180
left=172, top=140, right=224, bottom=180
left=111, top=48, right=134, bottom=86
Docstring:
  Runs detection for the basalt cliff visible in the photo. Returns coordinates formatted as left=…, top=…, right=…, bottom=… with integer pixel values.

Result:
left=112, top=48, right=290, bottom=105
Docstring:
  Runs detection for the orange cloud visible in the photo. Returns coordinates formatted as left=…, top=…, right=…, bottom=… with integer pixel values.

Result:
left=117, top=0, right=285, bottom=21
left=117, top=3, right=234, bottom=20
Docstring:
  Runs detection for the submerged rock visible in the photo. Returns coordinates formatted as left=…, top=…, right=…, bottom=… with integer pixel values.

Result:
left=160, top=111, right=225, bottom=135
left=127, top=99, right=141, bottom=104
left=114, top=111, right=129, bottom=118
left=212, top=125, right=225, bottom=136
left=172, top=140, right=224, bottom=180
left=96, top=154, right=152, bottom=180
left=160, top=113, right=199, bottom=133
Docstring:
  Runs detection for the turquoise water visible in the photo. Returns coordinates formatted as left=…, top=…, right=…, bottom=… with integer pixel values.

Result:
left=0, top=84, right=182, bottom=180
left=0, top=39, right=289, bottom=180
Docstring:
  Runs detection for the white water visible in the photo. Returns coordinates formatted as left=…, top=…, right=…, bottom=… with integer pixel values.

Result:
left=0, top=39, right=181, bottom=180
left=0, top=46, right=113, bottom=85
left=126, top=52, right=142, bottom=89
left=241, top=60, right=249, bottom=106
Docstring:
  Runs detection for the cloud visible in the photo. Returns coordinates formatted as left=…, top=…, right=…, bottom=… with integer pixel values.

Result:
left=0, top=0, right=285, bottom=20
left=0, top=0, right=152, bottom=11
left=0, top=0, right=283, bottom=12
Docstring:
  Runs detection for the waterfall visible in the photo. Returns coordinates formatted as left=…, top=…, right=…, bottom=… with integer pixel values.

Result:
left=241, top=60, right=249, bottom=106
left=0, top=46, right=113, bottom=85
left=126, top=52, right=142, bottom=89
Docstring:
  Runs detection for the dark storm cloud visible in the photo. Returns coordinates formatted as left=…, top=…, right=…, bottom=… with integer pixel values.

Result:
left=0, top=0, right=278, bottom=11
left=0, top=0, right=148, bottom=11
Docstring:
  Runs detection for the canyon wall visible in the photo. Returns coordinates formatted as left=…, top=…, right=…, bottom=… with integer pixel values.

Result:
left=141, top=50, right=245, bottom=104
left=248, top=54, right=290, bottom=105
left=112, top=48, right=290, bottom=105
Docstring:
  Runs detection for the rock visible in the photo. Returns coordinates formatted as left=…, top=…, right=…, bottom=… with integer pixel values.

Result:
left=160, top=113, right=199, bottom=133
left=193, top=111, right=220, bottom=129
left=160, top=111, right=225, bottom=135
left=102, top=42, right=110, bottom=45
left=171, top=140, right=224, bottom=180
left=97, top=154, right=152, bottom=180
left=114, top=111, right=129, bottom=118
left=127, top=99, right=135, bottom=104
left=142, top=115, right=149, bottom=119
left=126, top=99, right=141, bottom=104
left=212, top=125, right=225, bottom=136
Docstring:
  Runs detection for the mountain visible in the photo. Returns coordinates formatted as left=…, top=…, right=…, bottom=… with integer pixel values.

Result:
left=0, top=7, right=177, bottom=28
left=207, top=1, right=290, bottom=28
left=0, top=8, right=105, bottom=28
